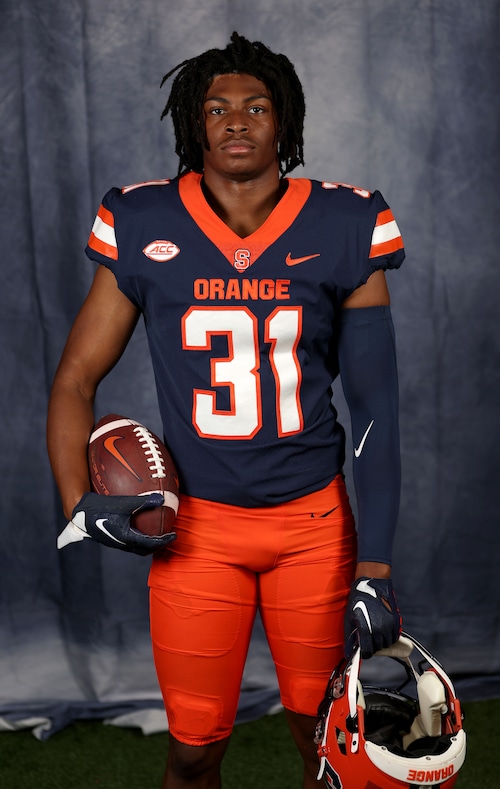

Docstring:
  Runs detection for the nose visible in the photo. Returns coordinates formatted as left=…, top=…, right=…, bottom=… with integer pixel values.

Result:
left=225, top=110, right=248, bottom=133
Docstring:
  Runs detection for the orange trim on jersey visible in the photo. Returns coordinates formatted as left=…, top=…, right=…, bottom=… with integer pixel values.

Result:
left=87, top=204, right=118, bottom=260
left=87, top=232, right=118, bottom=261
left=97, top=203, right=114, bottom=227
left=178, top=172, right=312, bottom=269
left=369, top=236, right=405, bottom=258
left=374, top=208, right=394, bottom=227
left=369, top=208, right=404, bottom=259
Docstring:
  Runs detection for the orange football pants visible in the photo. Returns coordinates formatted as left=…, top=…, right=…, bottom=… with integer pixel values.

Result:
left=148, top=475, right=356, bottom=746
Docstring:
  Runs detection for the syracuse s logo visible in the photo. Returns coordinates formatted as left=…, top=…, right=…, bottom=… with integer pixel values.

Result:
left=143, top=240, right=180, bottom=262
left=234, top=248, right=251, bottom=271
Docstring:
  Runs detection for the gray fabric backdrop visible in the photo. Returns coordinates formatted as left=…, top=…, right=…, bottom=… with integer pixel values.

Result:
left=1, top=0, right=499, bottom=738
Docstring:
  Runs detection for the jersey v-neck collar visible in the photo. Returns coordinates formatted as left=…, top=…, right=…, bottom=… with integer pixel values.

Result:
left=178, top=171, right=312, bottom=268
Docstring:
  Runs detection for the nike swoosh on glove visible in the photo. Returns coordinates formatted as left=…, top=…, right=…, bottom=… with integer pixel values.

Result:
left=57, top=492, right=177, bottom=556
left=344, top=577, right=402, bottom=659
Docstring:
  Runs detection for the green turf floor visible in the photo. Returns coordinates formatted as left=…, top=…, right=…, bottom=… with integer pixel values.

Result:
left=0, top=699, right=498, bottom=788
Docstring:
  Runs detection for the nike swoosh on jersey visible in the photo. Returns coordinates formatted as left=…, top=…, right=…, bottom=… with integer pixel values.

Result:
left=353, top=601, right=373, bottom=632
left=354, top=420, right=374, bottom=458
left=285, top=252, right=321, bottom=266
left=96, top=519, right=126, bottom=545
left=103, top=436, right=142, bottom=480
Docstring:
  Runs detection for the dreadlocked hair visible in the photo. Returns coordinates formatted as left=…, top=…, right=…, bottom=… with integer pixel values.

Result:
left=160, top=31, right=305, bottom=176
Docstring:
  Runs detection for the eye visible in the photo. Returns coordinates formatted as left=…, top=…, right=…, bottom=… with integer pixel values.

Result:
left=208, top=106, right=225, bottom=115
left=248, top=105, right=266, bottom=114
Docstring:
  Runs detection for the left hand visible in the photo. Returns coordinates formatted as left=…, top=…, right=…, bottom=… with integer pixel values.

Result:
left=344, top=576, right=401, bottom=658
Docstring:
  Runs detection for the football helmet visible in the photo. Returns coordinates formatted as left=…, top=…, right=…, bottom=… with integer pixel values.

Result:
left=315, top=632, right=466, bottom=789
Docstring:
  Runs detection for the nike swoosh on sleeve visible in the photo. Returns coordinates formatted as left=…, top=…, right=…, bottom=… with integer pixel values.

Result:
left=354, top=420, right=374, bottom=458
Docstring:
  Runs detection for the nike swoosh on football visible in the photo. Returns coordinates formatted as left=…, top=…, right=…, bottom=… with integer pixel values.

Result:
left=285, top=252, right=321, bottom=266
left=103, top=436, right=142, bottom=480
left=96, top=519, right=126, bottom=545
left=354, top=419, right=374, bottom=458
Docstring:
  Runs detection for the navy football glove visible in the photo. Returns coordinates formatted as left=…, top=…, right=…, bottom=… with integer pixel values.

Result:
left=344, top=577, right=401, bottom=659
left=57, top=492, right=176, bottom=556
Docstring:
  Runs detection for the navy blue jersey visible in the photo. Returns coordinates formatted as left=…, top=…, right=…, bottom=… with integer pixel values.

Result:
left=86, top=172, right=404, bottom=506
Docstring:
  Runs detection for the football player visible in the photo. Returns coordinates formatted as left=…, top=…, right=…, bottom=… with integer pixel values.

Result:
left=47, top=32, right=404, bottom=789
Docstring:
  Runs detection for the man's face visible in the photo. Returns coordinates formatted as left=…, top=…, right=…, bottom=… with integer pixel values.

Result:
left=201, top=72, right=280, bottom=181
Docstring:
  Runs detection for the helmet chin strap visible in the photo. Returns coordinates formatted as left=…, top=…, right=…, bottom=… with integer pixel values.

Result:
left=347, top=634, right=439, bottom=755
left=347, top=645, right=362, bottom=753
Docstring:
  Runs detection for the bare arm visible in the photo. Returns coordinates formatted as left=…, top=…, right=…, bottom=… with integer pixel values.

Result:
left=47, top=266, right=140, bottom=519
left=342, top=268, right=390, bottom=310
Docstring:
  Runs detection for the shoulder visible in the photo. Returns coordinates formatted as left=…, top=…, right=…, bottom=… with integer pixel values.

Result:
left=100, top=177, right=179, bottom=216
left=309, top=179, right=388, bottom=215
left=310, top=180, right=403, bottom=252
left=305, top=179, right=405, bottom=273
left=120, top=177, right=173, bottom=194
left=87, top=177, right=180, bottom=263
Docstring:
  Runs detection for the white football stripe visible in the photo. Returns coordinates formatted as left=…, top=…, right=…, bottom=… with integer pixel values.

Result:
left=139, top=490, right=179, bottom=515
left=91, top=215, right=117, bottom=249
left=89, top=418, right=140, bottom=443
left=162, top=491, right=179, bottom=514
left=371, top=219, right=401, bottom=246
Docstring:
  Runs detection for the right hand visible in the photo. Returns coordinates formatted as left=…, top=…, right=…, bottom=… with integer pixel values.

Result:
left=344, top=576, right=401, bottom=659
left=57, top=492, right=177, bottom=555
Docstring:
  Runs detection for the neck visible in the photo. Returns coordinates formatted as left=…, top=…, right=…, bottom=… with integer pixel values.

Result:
left=201, top=168, right=287, bottom=237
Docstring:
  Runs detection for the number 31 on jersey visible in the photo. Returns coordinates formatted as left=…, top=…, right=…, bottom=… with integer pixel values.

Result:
left=182, top=306, right=304, bottom=440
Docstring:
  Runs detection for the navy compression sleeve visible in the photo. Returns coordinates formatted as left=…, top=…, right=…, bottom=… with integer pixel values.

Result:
left=337, top=305, right=401, bottom=565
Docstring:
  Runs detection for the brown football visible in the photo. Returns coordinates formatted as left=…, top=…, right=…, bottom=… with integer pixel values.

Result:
left=88, top=414, right=179, bottom=536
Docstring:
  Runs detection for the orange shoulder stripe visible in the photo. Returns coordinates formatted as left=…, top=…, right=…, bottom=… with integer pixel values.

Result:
left=369, top=236, right=404, bottom=258
left=87, top=203, right=118, bottom=260
left=369, top=208, right=403, bottom=259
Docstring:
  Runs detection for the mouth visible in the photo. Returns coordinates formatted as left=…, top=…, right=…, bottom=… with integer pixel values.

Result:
left=220, top=138, right=255, bottom=153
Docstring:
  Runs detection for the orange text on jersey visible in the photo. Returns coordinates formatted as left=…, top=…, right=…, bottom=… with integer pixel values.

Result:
left=194, top=278, right=291, bottom=301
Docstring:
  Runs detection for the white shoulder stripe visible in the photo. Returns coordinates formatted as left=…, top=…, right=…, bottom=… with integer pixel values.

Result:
left=371, top=219, right=401, bottom=246
left=91, top=215, right=117, bottom=249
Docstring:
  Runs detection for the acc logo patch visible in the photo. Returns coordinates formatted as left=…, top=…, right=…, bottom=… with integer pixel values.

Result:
left=143, top=240, right=180, bottom=262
